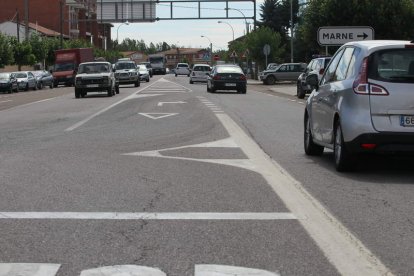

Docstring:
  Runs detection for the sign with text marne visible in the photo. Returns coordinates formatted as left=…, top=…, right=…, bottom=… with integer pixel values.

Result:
left=318, top=26, right=374, bottom=46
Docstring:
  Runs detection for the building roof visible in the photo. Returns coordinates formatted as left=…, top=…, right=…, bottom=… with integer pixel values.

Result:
left=161, top=48, right=206, bottom=55
left=0, top=20, right=68, bottom=38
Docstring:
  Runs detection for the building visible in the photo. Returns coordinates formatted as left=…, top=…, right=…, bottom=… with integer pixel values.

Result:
left=160, top=48, right=211, bottom=69
left=0, top=21, right=69, bottom=40
left=0, top=0, right=112, bottom=49
left=120, top=51, right=148, bottom=64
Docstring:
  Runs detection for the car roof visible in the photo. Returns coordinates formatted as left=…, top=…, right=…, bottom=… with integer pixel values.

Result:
left=80, top=62, right=110, bottom=65
left=193, top=64, right=210, bottom=67
left=344, top=40, right=412, bottom=53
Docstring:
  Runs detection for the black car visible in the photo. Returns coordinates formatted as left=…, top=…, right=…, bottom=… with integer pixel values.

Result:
left=0, top=72, right=19, bottom=93
left=32, top=70, right=55, bottom=89
left=207, top=64, right=246, bottom=94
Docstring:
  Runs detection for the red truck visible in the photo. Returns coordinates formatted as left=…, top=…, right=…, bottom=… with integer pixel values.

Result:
left=53, top=48, right=94, bottom=87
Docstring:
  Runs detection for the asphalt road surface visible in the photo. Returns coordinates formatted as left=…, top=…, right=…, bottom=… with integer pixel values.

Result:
left=0, top=76, right=413, bottom=276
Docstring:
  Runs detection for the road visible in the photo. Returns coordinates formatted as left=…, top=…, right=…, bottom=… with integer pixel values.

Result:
left=0, top=76, right=413, bottom=276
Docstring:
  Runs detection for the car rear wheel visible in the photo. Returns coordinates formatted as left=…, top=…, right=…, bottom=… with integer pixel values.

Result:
left=304, top=115, right=324, bottom=156
left=107, top=87, right=113, bottom=97
left=50, top=82, right=54, bottom=89
left=297, top=82, right=306, bottom=99
left=190, top=79, right=193, bottom=84
left=334, top=122, right=356, bottom=171
left=115, top=85, right=120, bottom=94
left=75, top=88, right=81, bottom=98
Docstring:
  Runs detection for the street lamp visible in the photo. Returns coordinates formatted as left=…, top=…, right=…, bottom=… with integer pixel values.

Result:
left=218, top=21, right=234, bottom=42
left=201, top=35, right=213, bottom=64
left=116, top=21, right=129, bottom=43
left=225, top=7, right=249, bottom=34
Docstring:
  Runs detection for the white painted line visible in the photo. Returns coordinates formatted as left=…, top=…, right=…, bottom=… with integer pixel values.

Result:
left=80, top=265, right=166, bottom=276
left=0, top=212, right=296, bottom=220
left=0, top=263, right=61, bottom=276
left=214, top=113, right=392, bottom=276
left=195, top=265, right=280, bottom=276
left=65, top=79, right=162, bottom=131
left=0, top=100, right=12, bottom=104
left=157, top=101, right=186, bottom=106
left=139, top=113, right=179, bottom=120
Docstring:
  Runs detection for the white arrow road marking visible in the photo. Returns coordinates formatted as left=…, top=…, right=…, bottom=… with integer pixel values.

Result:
left=157, top=101, right=186, bottom=106
left=0, top=100, right=12, bottom=104
left=0, top=212, right=296, bottom=220
left=0, top=263, right=61, bottom=276
left=195, top=265, right=280, bottom=276
left=139, top=113, right=178, bottom=120
left=80, top=265, right=166, bottom=276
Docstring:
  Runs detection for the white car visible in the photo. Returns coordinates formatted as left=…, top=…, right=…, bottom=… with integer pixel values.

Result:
left=175, top=63, right=190, bottom=76
left=74, top=62, right=117, bottom=98
left=189, top=64, right=211, bottom=83
left=138, top=65, right=150, bottom=82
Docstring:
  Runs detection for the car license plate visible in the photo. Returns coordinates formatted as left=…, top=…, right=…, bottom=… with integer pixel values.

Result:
left=400, top=115, right=414, bottom=127
left=87, top=84, right=99, bottom=88
left=225, top=83, right=236, bottom=87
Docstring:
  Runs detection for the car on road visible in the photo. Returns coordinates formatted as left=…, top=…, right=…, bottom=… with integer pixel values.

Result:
left=266, top=63, right=279, bottom=70
left=296, top=56, right=331, bottom=99
left=175, top=63, right=190, bottom=77
left=13, top=71, right=37, bottom=91
left=32, top=70, right=55, bottom=90
left=0, top=72, right=19, bottom=93
left=114, top=60, right=140, bottom=87
left=260, top=62, right=307, bottom=85
left=207, top=64, right=246, bottom=93
left=137, top=65, right=150, bottom=82
left=304, top=40, right=414, bottom=171
left=189, top=64, right=211, bottom=83
left=139, top=62, right=153, bottom=77
left=74, top=61, right=117, bottom=98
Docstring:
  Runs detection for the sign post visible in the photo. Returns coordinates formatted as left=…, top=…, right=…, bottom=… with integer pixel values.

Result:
left=263, top=44, right=270, bottom=68
left=318, top=26, right=374, bottom=46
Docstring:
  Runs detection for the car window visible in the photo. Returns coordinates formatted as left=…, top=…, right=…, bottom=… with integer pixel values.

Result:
left=177, top=64, right=189, bottom=68
left=194, top=66, right=210, bottom=71
left=334, top=47, right=355, bottom=81
left=369, top=49, right=414, bottom=83
left=216, top=66, right=243, bottom=73
left=345, top=48, right=361, bottom=79
left=306, top=61, right=314, bottom=72
left=321, top=49, right=345, bottom=85
left=115, top=62, right=136, bottom=70
left=278, top=65, right=287, bottom=72
left=324, top=58, right=332, bottom=68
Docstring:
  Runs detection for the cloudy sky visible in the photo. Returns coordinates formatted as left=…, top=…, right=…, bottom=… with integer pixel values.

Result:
left=112, top=0, right=264, bottom=51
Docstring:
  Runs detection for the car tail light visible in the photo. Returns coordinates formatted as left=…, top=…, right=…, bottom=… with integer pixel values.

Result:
left=213, top=75, right=221, bottom=80
left=192, top=72, right=195, bottom=76
left=361, top=143, right=377, bottom=150
left=319, top=68, right=325, bottom=75
left=239, top=75, right=246, bottom=80
left=405, top=44, right=414, bottom=48
left=353, top=57, right=389, bottom=96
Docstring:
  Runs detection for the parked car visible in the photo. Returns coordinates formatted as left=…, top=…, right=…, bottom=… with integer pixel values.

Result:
left=189, top=64, right=211, bottom=83
left=114, top=60, right=140, bottom=87
left=74, top=62, right=117, bottom=98
left=304, top=40, right=414, bottom=171
left=14, top=71, right=37, bottom=91
left=0, top=72, right=19, bottom=93
left=207, top=64, right=246, bottom=94
left=175, top=63, right=190, bottom=77
left=296, top=57, right=331, bottom=99
left=137, top=65, right=150, bottom=82
left=32, top=70, right=55, bottom=89
left=266, top=63, right=279, bottom=70
left=139, top=62, right=153, bottom=77
left=259, top=63, right=307, bottom=85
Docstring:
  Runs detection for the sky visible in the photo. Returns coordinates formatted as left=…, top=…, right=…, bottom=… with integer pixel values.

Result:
left=112, top=0, right=264, bottom=51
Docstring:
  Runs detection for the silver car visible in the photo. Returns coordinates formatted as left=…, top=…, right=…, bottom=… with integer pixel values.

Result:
left=189, top=64, right=211, bottom=83
left=175, top=63, right=190, bottom=77
left=260, top=63, right=306, bottom=85
left=13, top=71, right=37, bottom=91
left=304, top=40, right=414, bottom=171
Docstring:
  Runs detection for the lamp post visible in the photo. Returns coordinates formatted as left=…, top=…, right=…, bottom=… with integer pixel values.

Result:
left=225, top=7, right=249, bottom=34
left=116, top=21, right=129, bottom=44
left=218, top=21, right=234, bottom=42
left=290, top=0, right=293, bottom=62
left=201, top=35, right=212, bottom=65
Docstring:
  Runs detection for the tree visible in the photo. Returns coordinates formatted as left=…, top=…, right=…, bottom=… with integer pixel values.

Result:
left=29, top=34, right=48, bottom=68
left=299, top=0, right=414, bottom=55
left=0, top=33, right=14, bottom=68
left=10, top=38, right=36, bottom=71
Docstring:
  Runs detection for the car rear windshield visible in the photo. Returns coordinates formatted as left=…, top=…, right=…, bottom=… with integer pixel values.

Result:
left=177, top=64, right=189, bottom=68
left=116, top=62, right=136, bottom=70
left=217, top=66, right=243, bottom=74
left=0, top=73, right=10, bottom=79
left=15, top=73, right=27, bottom=78
left=193, top=66, right=210, bottom=71
left=370, top=49, right=414, bottom=83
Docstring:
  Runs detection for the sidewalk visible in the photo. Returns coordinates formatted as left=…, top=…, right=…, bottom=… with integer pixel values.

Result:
left=247, top=79, right=297, bottom=97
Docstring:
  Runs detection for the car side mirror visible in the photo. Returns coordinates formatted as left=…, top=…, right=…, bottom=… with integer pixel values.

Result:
left=306, top=74, right=319, bottom=90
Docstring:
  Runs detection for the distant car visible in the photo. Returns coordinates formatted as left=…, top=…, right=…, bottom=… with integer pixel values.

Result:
left=139, top=62, right=153, bottom=77
left=189, top=64, right=211, bottom=84
left=74, top=62, right=117, bottom=98
left=259, top=63, right=307, bottom=85
left=175, top=63, right=190, bottom=77
left=296, top=57, right=331, bottom=99
left=138, top=65, right=150, bottom=82
left=114, top=60, right=140, bottom=87
left=32, top=70, right=55, bottom=89
left=304, top=40, right=414, bottom=171
left=207, top=64, right=246, bottom=94
left=0, top=72, right=19, bottom=93
left=14, top=71, right=37, bottom=91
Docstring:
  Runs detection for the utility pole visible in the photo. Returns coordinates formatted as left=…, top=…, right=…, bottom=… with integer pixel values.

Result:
left=24, top=0, right=29, bottom=40
left=60, top=0, right=64, bottom=49
left=16, top=9, right=20, bottom=42
left=290, top=0, right=293, bottom=62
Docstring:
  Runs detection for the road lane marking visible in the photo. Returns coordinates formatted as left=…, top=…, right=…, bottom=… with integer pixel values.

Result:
left=139, top=113, right=179, bottom=120
left=0, top=212, right=296, bottom=220
left=80, top=265, right=166, bottom=276
left=157, top=101, right=186, bottom=106
left=195, top=265, right=280, bottom=276
left=0, top=100, right=12, bottom=103
left=0, top=263, right=61, bottom=276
